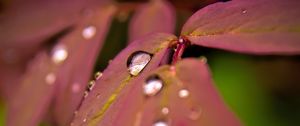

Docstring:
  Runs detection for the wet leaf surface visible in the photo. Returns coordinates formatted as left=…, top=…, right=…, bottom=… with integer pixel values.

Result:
left=7, top=4, right=116, bottom=126
left=80, top=58, right=240, bottom=126
left=182, top=0, right=300, bottom=55
left=71, top=33, right=176, bottom=125
left=53, top=5, right=116, bottom=126
left=129, top=0, right=176, bottom=42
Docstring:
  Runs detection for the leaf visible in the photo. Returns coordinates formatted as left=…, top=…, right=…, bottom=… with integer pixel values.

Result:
left=128, top=0, right=176, bottom=42
left=74, top=58, right=240, bottom=126
left=7, top=4, right=116, bottom=126
left=0, top=0, right=111, bottom=100
left=71, top=33, right=176, bottom=125
left=53, top=5, right=117, bottom=126
left=7, top=51, right=58, bottom=126
left=181, top=0, right=300, bottom=55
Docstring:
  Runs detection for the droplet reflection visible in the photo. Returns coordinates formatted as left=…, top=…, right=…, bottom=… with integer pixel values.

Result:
left=127, top=51, right=152, bottom=76
left=143, top=75, right=163, bottom=96
left=82, top=26, right=96, bottom=39
left=51, top=44, right=68, bottom=64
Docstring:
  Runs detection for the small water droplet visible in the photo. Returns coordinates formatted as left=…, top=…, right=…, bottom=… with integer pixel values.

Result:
left=178, top=37, right=184, bottom=43
left=189, top=107, right=202, bottom=120
left=96, top=93, right=101, bottom=98
left=242, top=9, right=247, bottom=14
left=82, top=26, right=96, bottom=39
left=83, top=118, right=87, bottom=122
left=161, top=107, right=169, bottom=115
left=94, top=72, right=103, bottom=80
left=84, top=91, right=89, bottom=98
left=51, top=44, right=68, bottom=64
left=127, top=51, right=152, bottom=76
left=199, top=56, right=207, bottom=63
left=72, top=82, right=81, bottom=93
left=153, top=120, right=168, bottom=126
left=169, top=66, right=176, bottom=76
left=178, top=89, right=189, bottom=98
left=87, top=80, right=95, bottom=91
left=45, top=73, right=56, bottom=85
left=144, top=75, right=163, bottom=96
left=74, top=111, right=78, bottom=115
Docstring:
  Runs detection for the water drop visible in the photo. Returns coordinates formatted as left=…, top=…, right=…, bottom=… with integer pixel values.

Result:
left=161, top=107, right=169, bottom=115
left=51, top=44, right=68, bottom=64
left=94, top=72, right=103, bottom=80
left=45, top=73, right=56, bottom=85
left=178, top=89, right=189, bottom=98
left=83, top=118, right=87, bottom=122
left=242, top=9, right=247, bottom=14
left=84, top=91, right=89, bottom=98
left=153, top=120, right=168, bottom=126
left=127, top=51, right=152, bottom=76
left=143, top=75, right=163, bottom=96
left=169, top=66, right=176, bottom=76
left=72, top=82, right=81, bottom=93
left=178, top=37, right=184, bottom=43
left=82, top=26, right=96, bottom=39
left=87, top=80, right=95, bottom=91
left=199, top=56, right=207, bottom=63
left=189, top=107, right=202, bottom=120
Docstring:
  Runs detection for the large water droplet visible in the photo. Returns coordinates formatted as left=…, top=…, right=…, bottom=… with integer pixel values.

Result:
left=144, top=75, right=163, bottom=96
left=127, top=51, right=152, bottom=76
left=153, top=120, right=168, bottom=126
left=45, top=73, right=56, bottom=85
left=178, top=89, right=189, bottom=98
left=82, top=26, right=96, bottom=39
left=51, top=44, right=68, bottom=64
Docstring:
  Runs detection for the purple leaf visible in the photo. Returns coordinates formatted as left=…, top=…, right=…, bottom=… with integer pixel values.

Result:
left=181, top=0, right=300, bottom=55
left=71, top=33, right=176, bottom=125
left=7, top=51, right=58, bottom=126
left=128, top=0, right=176, bottom=42
left=0, top=0, right=111, bottom=101
left=53, top=5, right=117, bottom=126
left=77, top=58, right=240, bottom=126
left=7, top=4, right=116, bottom=126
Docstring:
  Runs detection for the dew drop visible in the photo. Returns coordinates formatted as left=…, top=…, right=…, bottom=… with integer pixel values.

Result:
left=74, top=111, right=78, bottom=115
left=51, top=44, right=68, bottom=64
left=199, top=56, right=207, bottom=63
left=242, top=9, right=247, bottom=14
left=94, top=72, right=103, bottom=80
left=161, top=107, right=169, bottom=115
left=143, top=75, right=163, bottom=96
left=127, top=51, right=152, bottom=76
left=84, top=91, right=89, bottom=98
left=178, top=89, right=189, bottom=98
left=189, top=107, right=202, bottom=120
left=169, top=66, right=176, bottom=76
left=45, top=73, right=56, bottom=85
left=82, top=26, right=96, bottom=39
left=87, top=80, right=95, bottom=91
left=153, top=120, right=168, bottom=126
left=72, top=82, right=81, bottom=93
left=178, top=37, right=184, bottom=43
left=83, top=118, right=87, bottom=122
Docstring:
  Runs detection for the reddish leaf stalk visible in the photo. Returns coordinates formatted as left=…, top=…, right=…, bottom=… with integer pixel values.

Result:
left=172, top=36, right=189, bottom=64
